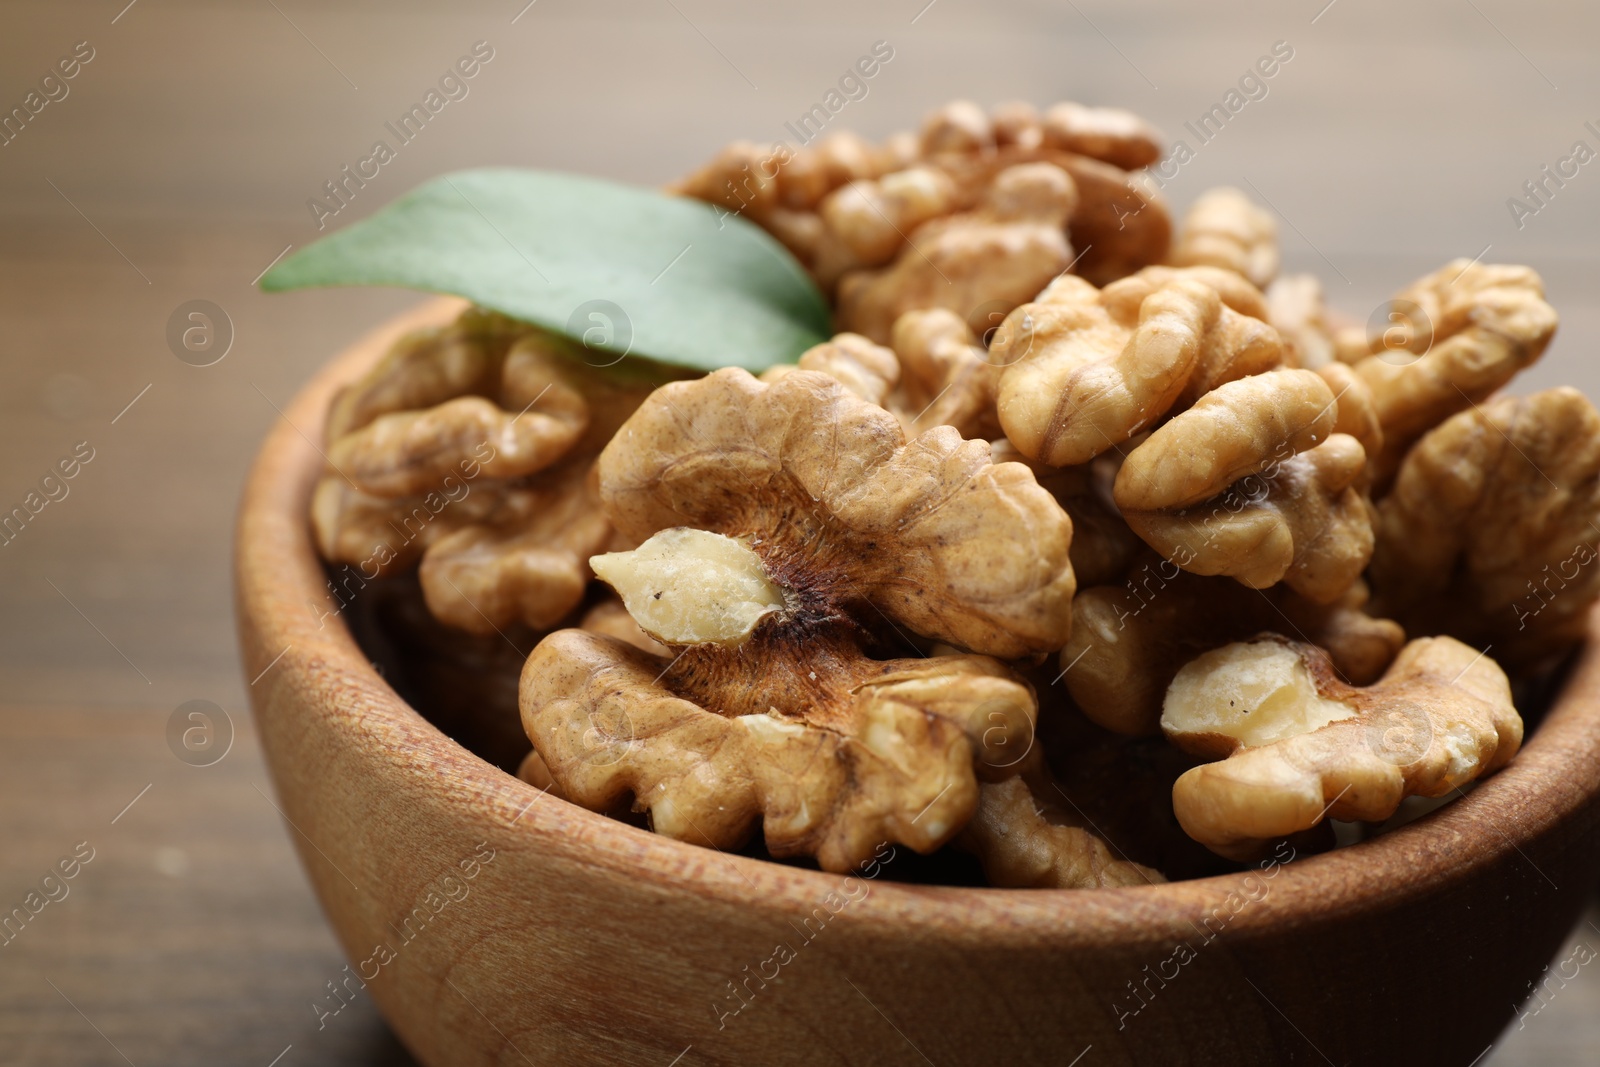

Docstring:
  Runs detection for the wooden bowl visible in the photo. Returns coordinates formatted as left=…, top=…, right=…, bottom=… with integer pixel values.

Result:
left=237, top=298, right=1600, bottom=1067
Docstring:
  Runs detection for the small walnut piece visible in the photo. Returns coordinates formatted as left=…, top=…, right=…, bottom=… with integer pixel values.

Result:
left=1040, top=102, right=1163, bottom=171
left=1164, top=636, right=1522, bottom=860
left=1351, top=260, right=1558, bottom=479
left=836, top=161, right=1077, bottom=344
left=590, top=528, right=785, bottom=645
left=1112, top=369, right=1374, bottom=600
left=521, top=368, right=1076, bottom=872
left=958, top=765, right=1164, bottom=888
left=1169, top=187, right=1279, bottom=290
left=1370, top=388, right=1600, bottom=669
left=994, top=270, right=1283, bottom=467
left=777, top=312, right=1001, bottom=440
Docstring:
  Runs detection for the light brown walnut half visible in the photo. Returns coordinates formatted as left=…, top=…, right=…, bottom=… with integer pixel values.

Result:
left=1060, top=568, right=1403, bottom=737
left=1350, top=260, right=1558, bottom=480
left=994, top=271, right=1282, bottom=468
left=311, top=308, right=675, bottom=633
left=600, top=368, right=1076, bottom=657
left=327, top=332, right=615, bottom=497
left=835, top=161, right=1078, bottom=344
left=520, top=368, right=1077, bottom=872
left=325, top=307, right=531, bottom=440
left=957, top=752, right=1164, bottom=888
left=1163, top=635, right=1521, bottom=860
left=1169, top=187, right=1279, bottom=290
left=1113, top=369, right=1373, bottom=600
left=1370, top=388, right=1600, bottom=671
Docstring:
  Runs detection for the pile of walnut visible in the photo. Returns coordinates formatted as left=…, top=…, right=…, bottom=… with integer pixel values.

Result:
left=313, top=99, right=1597, bottom=889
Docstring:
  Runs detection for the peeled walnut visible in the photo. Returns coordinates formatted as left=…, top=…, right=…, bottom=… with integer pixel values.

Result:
left=812, top=166, right=961, bottom=288
left=1370, top=388, right=1600, bottom=671
left=1114, top=369, right=1373, bottom=601
left=1040, top=102, right=1163, bottom=171
left=1163, top=636, right=1522, bottom=860
left=326, top=307, right=532, bottom=440
left=993, top=270, right=1283, bottom=468
left=417, top=462, right=611, bottom=634
left=1350, top=260, right=1558, bottom=480
left=835, top=161, right=1078, bottom=344
left=312, top=308, right=672, bottom=632
left=957, top=752, right=1163, bottom=888
left=1061, top=568, right=1403, bottom=736
left=1169, top=187, right=1279, bottom=290
left=769, top=311, right=1001, bottom=440
left=520, top=368, right=1077, bottom=872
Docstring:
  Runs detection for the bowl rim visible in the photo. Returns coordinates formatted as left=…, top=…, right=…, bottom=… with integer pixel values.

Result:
left=238, top=294, right=1600, bottom=943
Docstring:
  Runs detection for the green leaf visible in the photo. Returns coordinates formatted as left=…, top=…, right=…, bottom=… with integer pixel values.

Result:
left=261, top=168, right=832, bottom=373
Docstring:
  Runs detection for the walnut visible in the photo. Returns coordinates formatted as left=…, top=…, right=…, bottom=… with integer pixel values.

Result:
left=835, top=161, right=1078, bottom=344
left=993, top=270, right=1283, bottom=468
left=769, top=310, right=1001, bottom=440
left=812, top=166, right=961, bottom=288
left=1040, top=102, right=1163, bottom=171
left=991, top=443, right=1142, bottom=588
left=519, top=368, right=1077, bottom=871
left=1162, top=635, right=1521, bottom=860
left=311, top=308, right=667, bottom=632
left=956, top=753, right=1164, bottom=888
left=776, top=131, right=880, bottom=210
left=1113, top=369, right=1373, bottom=600
left=1350, top=260, right=1558, bottom=480
left=1370, top=388, right=1600, bottom=671
left=1060, top=568, right=1403, bottom=737
left=416, top=462, right=612, bottom=634
left=1169, top=187, right=1279, bottom=290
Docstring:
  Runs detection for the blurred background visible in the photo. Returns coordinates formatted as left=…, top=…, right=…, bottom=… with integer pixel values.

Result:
left=1, top=0, right=1597, bottom=1063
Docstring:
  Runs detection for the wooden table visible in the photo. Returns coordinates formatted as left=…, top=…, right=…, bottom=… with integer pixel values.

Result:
left=2, top=0, right=1598, bottom=1063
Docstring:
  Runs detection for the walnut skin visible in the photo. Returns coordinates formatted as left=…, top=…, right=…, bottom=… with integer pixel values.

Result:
left=993, top=271, right=1284, bottom=469
left=1163, top=635, right=1521, bottom=860
left=1169, top=187, right=1280, bottom=290
left=1060, top=568, right=1403, bottom=737
left=835, top=161, right=1078, bottom=344
left=1114, top=369, right=1374, bottom=601
left=1350, top=260, right=1558, bottom=481
left=519, top=368, right=1077, bottom=871
left=1370, top=388, right=1600, bottom=670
